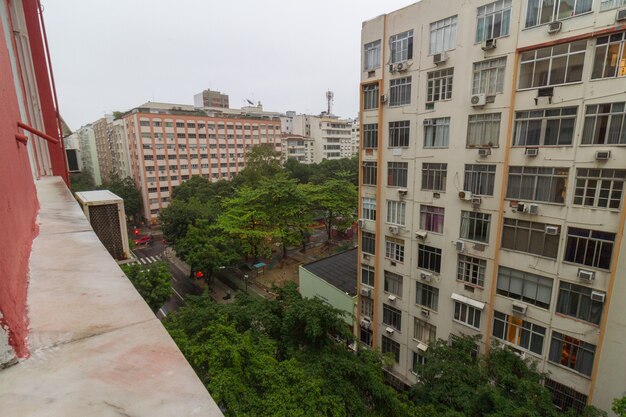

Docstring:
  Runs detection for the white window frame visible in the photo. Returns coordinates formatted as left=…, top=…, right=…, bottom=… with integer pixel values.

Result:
left=429, top=15, right=457, bottom=55
left=384, top=270, right=403, bottom=296
left=424, top=117, right=450, bottom=148
left=364, top=40, right=381, bottom=71
left=518, top=40, right=587, bottom=89
left=513, top=107, right=577, bottom=146
left=600, top=0, right=626, bottom=10
left=496, top=266, right=553, bottom=309
left=457, top=254, right=487, bottom=287
left=363, top=83, right=379, bottom=110
left=467, top=113, right=501, bottom=148
left=389, top=120, right=410, bottom=148
left=460, top=210, right=491, bottom=243
left=506, top=166, right=569, bottom=204
left=390, top=30, right=414, bottom=64
left=414, top=318, right=437, bottom=344
left=386, top=200, right=406, bottom=225
left=502, top=218, right=561, bottom=259
left=476, top=0, right=512, bottom=43
left=453, top=301, right=482, bottom=329
left=472, top=57, right=507, bottom=95
left=421, top=163, right=447, bottom=191
left=419, top=205, right=445, bottom=234
left=581, top=102, right=626, bottom=145
left=416, top=282, right=439, bottom=311
left=427, top=68, right=454, bottom=102
left=385, top=237, right=405, bottom=263
left=573, top=168, right=626, bottom=210
left=362, top=197, right=376, bottom=220
left=492, top=311, right=546, bottom=355
left=525, top=0, right=593, bottom=28
left=464, top=164, right=496, bottom=196
left=592, top=32, right=626, bottom=80
left=389, top=76, right=412, bottom=107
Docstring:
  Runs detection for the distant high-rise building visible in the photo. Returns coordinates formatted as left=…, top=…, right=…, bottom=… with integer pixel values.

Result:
left=76, top=124, right=102, bottom=186
left=93, top=116, right=114, bottom=183
left=193, top=89, right=229, bottom=109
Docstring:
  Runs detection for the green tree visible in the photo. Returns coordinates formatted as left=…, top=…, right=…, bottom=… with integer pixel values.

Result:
left=237, top=144, right=282, bottom=186
left=69, top=171, right=95, bottom=193
left=302, top=179, right=358, bottom=242
left=311, top=156, right=359, bottom=185
left=614, top=396, right=626, bottom=417
left=171, top=175, right=213, bottom=202
left=158, top=197, right=213, bottom=244
left=103, top=175, right=142, bottom=219
left=284, top=158, right=315, bottom=183
left=120, top=261, right=172, bottom=311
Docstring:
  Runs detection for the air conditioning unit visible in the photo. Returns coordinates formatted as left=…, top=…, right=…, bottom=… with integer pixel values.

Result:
left=478, top=148, right=491, bottom=157
left=398, top=188, right=408, bottom=197
left=470, top=94, right=486, bottom=107
left=415, top=230, right=428, bottom=239
left=471, top=196, right=482, bottom=206
left=455, top=240, right=465, bottom=252
left=591, top=291, right=606, bottom=303
left=380, top=94, right=388, bottom=103
left=548, top=21, right=562, bottom=34
left=423, top=119, right=435, bottom=126
left=459, top=190, right=473, bottom=201
left=388, top=294, right=397, bottom=302
left=516, top=202, right=525, bottom=213
left=617, top=8, right=626, bottom=22
left=389, top=225, right=400, bottom=235
left=481, top=38, right=497, bottom=51
left=385, top=327, right=395, bottom=334
left=525, top=147, right=539, bottom=157
left=527, top=203, right=539, bottom=215
left=421, top=308, right=430, bottom=318
left=512, top=302, right=528, bottom=316
left=595, top=150, right=611, bottom=160
left=433, top=51, right=448, bottom=65
left=420, top=272, right=433, bottom=282
left=360, top=318, right=371, bottom=329
left=578, top=269, right=595, bottom=282
left=396, top=61, right=409, bottom=72
left=389, top=63, right=396, bottom=73
left=545, top=225, right=560, bottom=235
left=360, top=288, right=371, bottom=298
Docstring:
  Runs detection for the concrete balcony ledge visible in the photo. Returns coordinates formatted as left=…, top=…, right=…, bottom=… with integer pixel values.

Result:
left=0, top=177, right=222, bottom=416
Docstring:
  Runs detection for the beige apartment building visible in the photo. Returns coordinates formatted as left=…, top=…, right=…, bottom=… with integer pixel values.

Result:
left=123, top=102, right=282, bottom=222
left=358, top=0, right=626, bottom=414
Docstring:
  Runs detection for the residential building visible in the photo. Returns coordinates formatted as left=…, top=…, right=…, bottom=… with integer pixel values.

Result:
left=360, top=1, right=626, bottom=414
left=281, top=113, right=358, bottom=163
left=283, top=134, right=315, bottom=163
left=76, top=124, right=102, bottom=185
left=193, top=89, right=229, bottom=108
left=123, top=101, right=282, bottom=222
left=93, top=116, right=114, bottom=183
left=0, top=2, right=221, bottom=415
left=299, top=248, right=359, bottom=328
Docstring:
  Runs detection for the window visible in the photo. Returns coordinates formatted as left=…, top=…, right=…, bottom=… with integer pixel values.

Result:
left=476, top=0, right=512, bottom=43
left=361, top=265, right=375, bottom=287
left=464, top=164, right=496, bottom=196
left=383, top=304, right=402, bottom=331
left=581, top=102, right=626, bottom=145
left=420, top=205, right=444, bottom=233
left=549, top=332, right=596, bottom=376
left=364, top=40, right=381, bottom=70
left=387, top=200, right=406, bottom=225
left=427, top=68, right=453, bottom=102
left=418, top=244, right=442, bottom=273
left=385, top=238, right=405, bottom=263
left=384, top=271, right=403, bottom=296
left=564, top=227, right=615, bottom=270
left=412, top=351, right=427, bottom=374
left=363, top=84, right=379, bottom=110
left=422, top=163, right=447, bottom=191
left=453, top=301, right=482, bottom=329
left=460, top=211, right=491, bottom=243
left=360, top=326, right=373, bottom=347
left=525, top=0, right=593, bottom=28
left=519, top=40, right=586, bottom=89
left=389, top=77, right=411, bottom=106
left=362, top=197, right=376, bottom=220
left=424, top=117, right=450, bottom=148
left=467, top=113, right=501, bottom=147
left=381, top=336, right=401, bottom=363
left=361, top=297, right=374, bottom=318
left=574, top=168, right=626, bottom=210
left=389, top=121, right=410, bottom=148
left=362, top=123, right=378, bottom=149
left=493, top=311, right=546, bottom=355
left=502, top=218, right=561, bottom=258
left=557, top=281, right=604, bottom=325
left=414, top=318, right=437, bottom=343
left=592, top=32, right=626, bottom=79
left=513, top=107, right=577, bottom=146
left=430, top=15, right=457, bottom=54
left=472, top=57, right=507, bottom=95
left=387, top=162, right=408, bottom=187
left=390, top=30, right=413, bottom=64
left=362, top=232, right=376, bottom=255
left=415, top=283, right=439, bottom=311
left=545, top=378, right=588, bottom=414
left=457, top=255, right=487, bottom=287
left=496, top=266, right=553, bottom=309
left=362, top=162, right=377, bottom=186
left=506, top=166, right=568, bottom=204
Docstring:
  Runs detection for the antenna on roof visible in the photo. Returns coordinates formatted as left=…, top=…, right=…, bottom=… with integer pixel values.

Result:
left=326, top=90, right=334, bottom=115
left=246, top=99, right=254, bottom=106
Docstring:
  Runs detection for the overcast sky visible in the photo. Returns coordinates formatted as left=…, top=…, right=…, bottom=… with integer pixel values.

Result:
left=44, top=0, right=416, bottom=130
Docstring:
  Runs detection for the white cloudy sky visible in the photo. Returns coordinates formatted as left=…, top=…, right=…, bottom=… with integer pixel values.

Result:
left=44, top=0, right=416, bottom=130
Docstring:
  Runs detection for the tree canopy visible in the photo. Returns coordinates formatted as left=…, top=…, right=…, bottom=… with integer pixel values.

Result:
left=103, top=175, right=142, bottom=218
left=120, top=261, right=172, bottom=311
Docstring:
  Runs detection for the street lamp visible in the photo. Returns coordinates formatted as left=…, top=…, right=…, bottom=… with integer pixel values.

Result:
left=244, top=274, right=249, bottom=294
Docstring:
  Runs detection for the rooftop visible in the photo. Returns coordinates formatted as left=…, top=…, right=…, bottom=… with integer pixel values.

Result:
left=302, top=248, right=358, bottom=296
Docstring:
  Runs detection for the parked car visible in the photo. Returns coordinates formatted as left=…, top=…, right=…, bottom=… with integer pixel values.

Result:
left=134, top=235, right=153, bottom=246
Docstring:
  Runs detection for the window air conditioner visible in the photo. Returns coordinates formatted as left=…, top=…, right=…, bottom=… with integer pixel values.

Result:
left=591, top=291, right=606, bottom=303
left=358, top=219, right=366, bottom=229
left=471, top=196, right=482, bottom=206
left=433, top=52, right=448, bottom=65
left=595, top=150, right=611, bottom=160
left=360, top=318, right=371, bottom=329
left=512, top=302, right=528, bottom=315
left=525, top=147, right=539, bottom=157
left=470, top=94, right=486, bottom=107
left=545, top=225, right=559, bottom=235
left=548, top=21, right=562, bottom=34
left=455, top=240, right=465, bottom=252
left=389, top=225, right=400, bottom=235
left=380, top=94, right=388, bottom=103
left=478, top=148, right=491, bottom=157
left=415, top=230, right=428, bottom=239
left=618, top=8, right=626, bottom=22
left=398, top=188, right=408, bottom=197
left=578, top=269, right=595, bottom=282
left=516, top=202, right=525, bottom=213
left=420, top=272, right=433, bottom=282
left=388, top=294, right=397, bottom=302
left=459, top=190, right=472, bottom=201
left=360, top=288, right=371, bottom=298
left=481, top=38, right=497, bottom=51
left=527, top=203, right=539, bottom=215
left=389, top=63, right=396, bottom=73
left=421, top=308, right=430, bottom=318
left=385, top=327, right=395, bottom=334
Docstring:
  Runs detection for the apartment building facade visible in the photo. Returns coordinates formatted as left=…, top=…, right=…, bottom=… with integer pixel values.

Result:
left=76, top=124, right=102, bottom=186
left=124, top=102, right=282, bottom=222
left=359, top=1, right=626, bottom=414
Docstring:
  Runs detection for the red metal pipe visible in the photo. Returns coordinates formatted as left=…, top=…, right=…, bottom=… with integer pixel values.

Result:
left=15, top=134, right=28, bottom=144
left=18, top=121, right=59, bottom=145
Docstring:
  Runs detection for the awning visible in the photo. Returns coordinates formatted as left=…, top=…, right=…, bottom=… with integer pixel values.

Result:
left=451, top=293, right=485, bottom=310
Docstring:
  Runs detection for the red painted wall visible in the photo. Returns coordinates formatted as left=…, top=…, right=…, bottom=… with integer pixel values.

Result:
left=0, top=3, right=39, bottom=358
